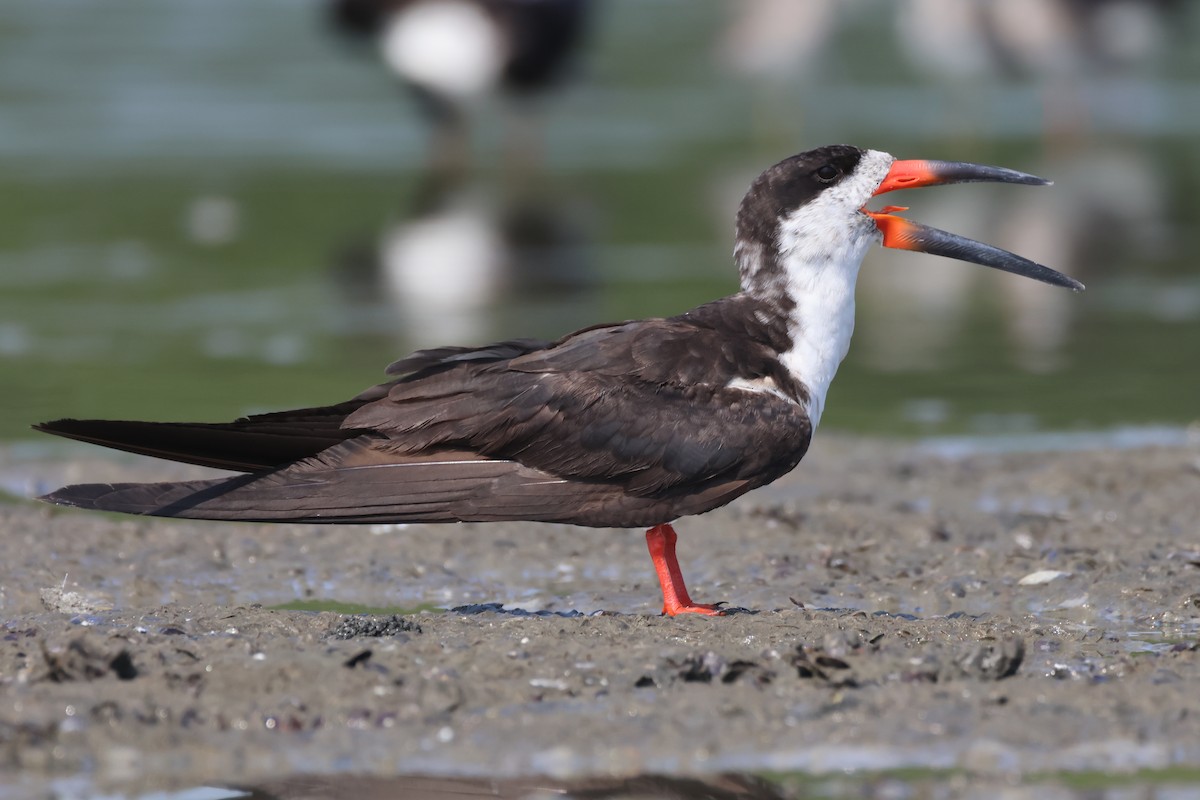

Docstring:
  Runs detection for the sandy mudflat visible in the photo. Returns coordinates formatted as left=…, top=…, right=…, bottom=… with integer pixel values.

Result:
left=2, top=435, right=1200, bottom=797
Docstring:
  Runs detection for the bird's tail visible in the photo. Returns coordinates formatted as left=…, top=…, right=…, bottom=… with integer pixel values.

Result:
left=33, top=408, right=364, bottom=473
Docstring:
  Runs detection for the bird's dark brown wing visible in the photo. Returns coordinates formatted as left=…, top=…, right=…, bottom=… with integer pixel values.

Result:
left=40, top=437, right=760, bottom=528
left=346, top=314, right=813, bottom=498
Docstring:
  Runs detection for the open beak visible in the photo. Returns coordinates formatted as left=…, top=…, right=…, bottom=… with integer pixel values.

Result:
left=864, top=159, right=1084, bottom=291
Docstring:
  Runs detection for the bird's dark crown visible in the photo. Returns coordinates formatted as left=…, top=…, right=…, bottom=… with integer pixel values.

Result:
left=735, top=145, right=866, bottom=253
left=733, top=144, right=871, bottom=300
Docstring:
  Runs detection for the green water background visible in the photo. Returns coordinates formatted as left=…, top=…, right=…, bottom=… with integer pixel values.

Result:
left=3, top=1, right=1199, bottom=441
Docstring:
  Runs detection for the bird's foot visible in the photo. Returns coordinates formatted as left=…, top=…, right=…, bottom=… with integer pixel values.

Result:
left=662, top=600, right=726, bottom=617
left=646, top=524, right=730, bottom=617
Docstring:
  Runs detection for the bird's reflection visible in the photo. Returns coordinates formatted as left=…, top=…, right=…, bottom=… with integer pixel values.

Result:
left=235, top=772, right=789, bottom=800
left=334, top=170, right=597, bottom=350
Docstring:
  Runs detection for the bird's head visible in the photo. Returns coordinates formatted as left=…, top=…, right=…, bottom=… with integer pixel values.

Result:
left=734, top=144, right=1084, bottom=300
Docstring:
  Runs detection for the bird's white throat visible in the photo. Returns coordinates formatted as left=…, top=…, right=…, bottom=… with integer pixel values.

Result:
left=772, top=149, right=893, bottom=427
left=776, top=251, right=863, bottom=428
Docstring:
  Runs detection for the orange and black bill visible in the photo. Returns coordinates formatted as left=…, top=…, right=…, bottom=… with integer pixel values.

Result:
left=865, top=159, right=1085, bottom=292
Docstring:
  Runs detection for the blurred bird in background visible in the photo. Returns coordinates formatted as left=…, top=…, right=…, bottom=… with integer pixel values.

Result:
left=328, top=0, right=591, bottom=172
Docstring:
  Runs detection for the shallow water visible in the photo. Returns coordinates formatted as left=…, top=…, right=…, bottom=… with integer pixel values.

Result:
left=2, top=0, right=1200, bottom=440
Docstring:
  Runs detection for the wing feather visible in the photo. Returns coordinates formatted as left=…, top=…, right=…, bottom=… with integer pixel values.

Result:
left=40, top=439, right=740, bottom=528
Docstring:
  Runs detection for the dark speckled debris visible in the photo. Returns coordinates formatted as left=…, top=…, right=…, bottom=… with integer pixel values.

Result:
left=108, top=650, right=138, bottom=680
left=331, top=615, right=422, bottom=639
left=638, top=652, right=775, bottom=689
left=343, top=650, right=372, bottom=669
left=945, top=636, right=1025, bottom=681
left=679, top=652, right=726, bottom=683
left=2, top=627, right=37, bottom=642
left=791, top=646, right=859, bottom=687
left=39, top=638, right=138, bottom=683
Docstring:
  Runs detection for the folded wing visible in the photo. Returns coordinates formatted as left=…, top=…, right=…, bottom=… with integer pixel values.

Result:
left=39, top=306, right=813, bottom=527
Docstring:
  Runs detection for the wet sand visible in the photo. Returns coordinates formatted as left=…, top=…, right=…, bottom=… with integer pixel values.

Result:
left=2, top=435, right=1200, bottom=797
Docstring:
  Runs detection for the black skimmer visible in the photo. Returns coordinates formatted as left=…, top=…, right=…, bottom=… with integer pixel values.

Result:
left=35, top=145, right=1082, bottom=616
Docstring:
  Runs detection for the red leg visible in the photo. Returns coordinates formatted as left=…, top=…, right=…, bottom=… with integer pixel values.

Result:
left=645, top=523, right=724, bottom=616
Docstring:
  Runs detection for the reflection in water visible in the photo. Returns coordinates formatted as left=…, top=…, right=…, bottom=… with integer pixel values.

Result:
left=49, top=768, right=1200, bottom=800
left=235, top=773, right=786, bottom=800
left=333, top=172, right=596, bottom=347
left=328, top=0, right=592, bottom=169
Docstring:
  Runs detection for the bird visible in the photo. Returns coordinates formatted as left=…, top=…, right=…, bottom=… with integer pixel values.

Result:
left=328, top=0, right=591, bottom=170
left=35, top=145, right=1083, bottom=616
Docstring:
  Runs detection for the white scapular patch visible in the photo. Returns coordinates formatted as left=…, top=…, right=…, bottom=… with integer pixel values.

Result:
left=725, top=376, right=795, bottom=405
left=772, top=149, right=894, bottom=428
left=380, top=0, right=507, bottom=99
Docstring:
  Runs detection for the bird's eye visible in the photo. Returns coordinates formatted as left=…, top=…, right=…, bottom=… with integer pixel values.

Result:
left=815, top=164, right=839, bottom=183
